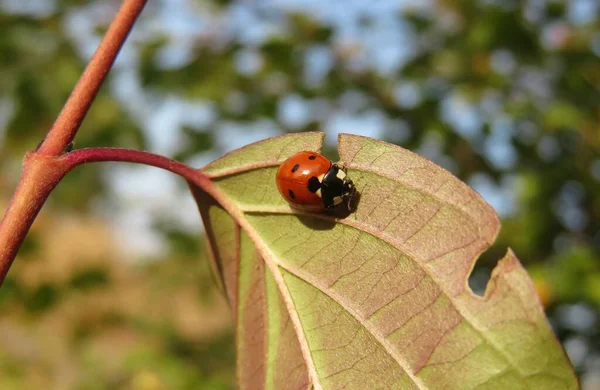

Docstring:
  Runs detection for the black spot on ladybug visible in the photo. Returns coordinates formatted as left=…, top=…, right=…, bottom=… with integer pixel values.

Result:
left=288, top=189, right=295, bottom=199
left=291, top=164, right=300, bottom=173
left=308, top=155, right=317, bottom=160
left=308, top=176, right=321, bottom=193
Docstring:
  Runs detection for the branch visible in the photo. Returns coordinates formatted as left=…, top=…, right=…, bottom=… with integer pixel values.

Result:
left=0, top=0, right=147, bottom=285
left=37, top=0, right=148, bottom=157
left=0, top=153, right=71, bottom=284
left=0, top=147, right=216, bottom=285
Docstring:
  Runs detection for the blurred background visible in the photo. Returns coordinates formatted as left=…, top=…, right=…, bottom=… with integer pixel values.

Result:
left=0, top=0, right=599, bottom=388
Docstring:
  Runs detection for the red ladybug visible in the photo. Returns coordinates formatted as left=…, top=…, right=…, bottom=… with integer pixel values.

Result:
left=276, top=151, right=355, bottom=211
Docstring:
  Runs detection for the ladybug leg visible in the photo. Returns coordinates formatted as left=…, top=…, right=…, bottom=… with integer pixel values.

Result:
left=320, top=183, right=336, bottom=209
left=343, top=178, right=356, bottom=211
left=346, top=190, right=353, bottom=211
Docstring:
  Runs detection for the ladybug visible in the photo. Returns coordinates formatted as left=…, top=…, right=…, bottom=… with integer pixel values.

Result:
left=276, top=151, right=355, bottom=212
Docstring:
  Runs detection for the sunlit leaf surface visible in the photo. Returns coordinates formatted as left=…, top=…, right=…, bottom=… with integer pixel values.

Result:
left=192, top=132, right=576, bottom=389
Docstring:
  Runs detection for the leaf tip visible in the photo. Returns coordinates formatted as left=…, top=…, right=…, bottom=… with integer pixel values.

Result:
left=494, top=247, right=520, bottom=274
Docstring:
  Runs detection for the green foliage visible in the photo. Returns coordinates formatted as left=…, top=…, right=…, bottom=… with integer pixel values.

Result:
left=68, top=266, right=110, bottom=291
left=547, top=247, right=600, bottom=305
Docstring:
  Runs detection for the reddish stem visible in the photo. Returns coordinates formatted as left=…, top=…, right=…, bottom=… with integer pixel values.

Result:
left=0, top=148, right=214, bottom=285
left=0, top=153, right=71, bottom=284
left=65, top=148, right=213, bottom=189
left=37, top=0, right=148, bottom=157
left=0, top=0, right=147, bottom=285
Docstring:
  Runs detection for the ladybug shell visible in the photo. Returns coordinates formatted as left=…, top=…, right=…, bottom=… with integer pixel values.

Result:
left=276, top=151, right=331, bottom=211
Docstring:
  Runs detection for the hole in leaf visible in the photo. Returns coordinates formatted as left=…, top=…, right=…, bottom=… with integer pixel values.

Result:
left=468, top=264, right=493, bottom=297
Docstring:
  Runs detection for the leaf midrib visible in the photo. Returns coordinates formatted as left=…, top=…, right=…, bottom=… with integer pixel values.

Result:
left=201, top=182, right=323, bottom=389
left=239, top=204, right=531, bottom=381
left=205, top=183, right=427, bottom=387
left=242, top=216, right=426, bottom=389
left=201, top=158, right=528, bottom=387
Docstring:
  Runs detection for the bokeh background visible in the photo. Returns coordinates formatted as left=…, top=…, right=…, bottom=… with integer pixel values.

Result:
left=1, top=0, right=599, bottom=388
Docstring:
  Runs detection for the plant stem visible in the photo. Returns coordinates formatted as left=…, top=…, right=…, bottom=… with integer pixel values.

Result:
left=0, top=153, right=70, bottom=284
left=0, top=0, right=147, bottom=285
left=65, top=148, right=213, bottom=190
left=0, top=147, right=215, bottom=285
left=37, top=0, right=148, bottom=157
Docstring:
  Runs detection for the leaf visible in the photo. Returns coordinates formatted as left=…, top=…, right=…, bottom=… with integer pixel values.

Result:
left=190, top=132, right=577, bottom=389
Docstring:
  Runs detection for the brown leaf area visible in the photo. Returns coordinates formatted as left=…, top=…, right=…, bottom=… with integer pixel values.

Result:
left=339, top=134, right=499, bottom=297
left=194, top=132, right=577, bottom=389
left=338, top=135, right=567, bottom=380
left=194, top=187, right=310, bottom=390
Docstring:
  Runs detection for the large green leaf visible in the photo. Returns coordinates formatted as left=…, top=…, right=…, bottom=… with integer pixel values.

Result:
left=191, top=132, right=576, bottom=389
